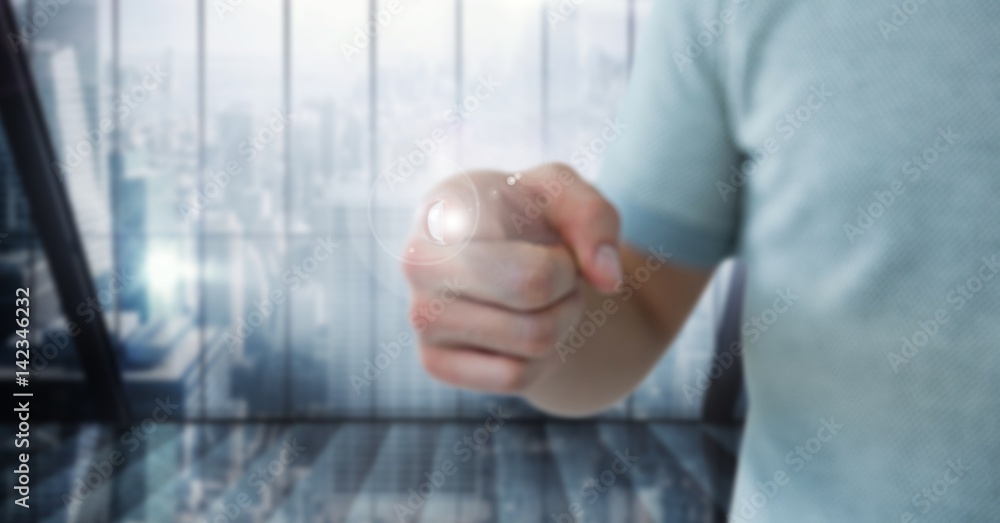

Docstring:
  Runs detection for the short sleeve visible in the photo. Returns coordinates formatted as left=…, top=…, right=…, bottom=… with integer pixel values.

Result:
left=595, top=0, right=741, bottom=269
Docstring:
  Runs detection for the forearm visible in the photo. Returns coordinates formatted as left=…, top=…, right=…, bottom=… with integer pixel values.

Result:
left=521, top=286, right=669, bottom=416
left=523, top=248, right=713, bottom=417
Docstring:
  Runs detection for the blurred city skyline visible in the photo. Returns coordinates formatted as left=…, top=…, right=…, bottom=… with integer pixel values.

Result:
left=0, top=0, right=729, bottom=423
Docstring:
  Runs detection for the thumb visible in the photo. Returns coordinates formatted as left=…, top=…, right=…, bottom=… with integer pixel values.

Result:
left=516, top=164, right=623, bottom=293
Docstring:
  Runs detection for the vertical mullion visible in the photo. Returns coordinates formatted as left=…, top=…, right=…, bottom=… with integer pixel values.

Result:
left=283, top=0, right=292, bottom=419
left=455, top=0, right=463, bottom=159
left=197, top=0, right=206, bottom=419
left=626, top=0, right=636, bottom=420
left=540, top=1, right=549, bottom=155
left=367, top=0, right=378, bottom=419
left=366, top=7, right=380, bottom=521
left=453, top=0, right=463, bottom=419
left=111, top=0, right=121, bottom=356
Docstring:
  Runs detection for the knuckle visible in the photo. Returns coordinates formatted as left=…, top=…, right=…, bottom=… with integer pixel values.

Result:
left=543, top=162, right=577, bottom=180
left=493, top=360, right=529, bottom=394
left=605, top=203, right=621, bottom=230
left=409, top=299, right=453, bottom=338
left=408, top=301, right=429, bottom=330
left=419, top=347, right=452, bottom=385
left=518, top=317, right=557, bottom=356
left=575, top=192, right=616, bottom=226
left=511, top=258, right=558, bottom=307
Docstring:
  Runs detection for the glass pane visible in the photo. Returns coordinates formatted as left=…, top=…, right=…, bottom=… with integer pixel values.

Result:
left=547, top=0, right=630, bottom=180
left=376, top=0, right=457, bottom=180
left=366, top=0, right=459, bottom=417
left=118, top=235, right=201, bottom=416
left=30, top=1, right=114, bottom=235
left=364, top=0, right=458, bottom=280
left=202, top=236, right=288, bottom=417
left=28, top=0, right=114, bottom=277
left=203, top=0, right=286, bottom=233
left=290, top=234, right=374, bottom=417
left=373, top=237, right=457, bottom=418
left=460, top=0, right=544, bottom=170
left=118, top=0, right=198, bottom=234
left=289, top=0, right=370, bottom=235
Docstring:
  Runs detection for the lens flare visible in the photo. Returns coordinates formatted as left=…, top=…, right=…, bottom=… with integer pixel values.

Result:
left=426, top=199, right=472, bottom=245
left=427, top=200, right=446, bottom=244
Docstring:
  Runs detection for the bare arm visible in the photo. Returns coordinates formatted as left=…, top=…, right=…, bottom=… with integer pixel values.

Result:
left=524, top=245, right=712, bottom=417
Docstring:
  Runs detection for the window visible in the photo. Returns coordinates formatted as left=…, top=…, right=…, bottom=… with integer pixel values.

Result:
left=11, top=0, right=723, bottom=421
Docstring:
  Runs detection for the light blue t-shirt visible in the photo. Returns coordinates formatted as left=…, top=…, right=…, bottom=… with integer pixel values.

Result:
left=597, top=1, right=1000, bottom=521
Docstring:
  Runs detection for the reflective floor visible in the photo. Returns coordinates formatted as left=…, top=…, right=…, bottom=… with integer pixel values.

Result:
left=1, top=421, right=740, bottom=523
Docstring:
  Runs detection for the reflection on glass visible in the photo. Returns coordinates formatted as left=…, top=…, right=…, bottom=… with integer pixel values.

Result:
left=289, top=234, right=383, bottom=417
left=290, top=0, right=370, bottom=234
left=204, top=0, right=284, bottom=234
left=202, top=236, right=288, bottom=417
left=548, top=0, right=629, bottom=180
left=461, top=0, right=544, bottom=170
left=116, top=236, right=201, bottom=415
left=119, top=0, right=198, bottom=234
left=364, top=0, right=460, bottom=418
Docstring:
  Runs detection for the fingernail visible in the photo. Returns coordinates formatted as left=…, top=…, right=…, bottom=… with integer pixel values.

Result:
left=594, top=244, right=623, bottom=284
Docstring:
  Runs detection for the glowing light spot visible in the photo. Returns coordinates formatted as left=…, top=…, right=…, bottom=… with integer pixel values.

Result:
left=426, top=200, right=472, bottom=245
left=146, top=248, right=194, bottom=298
left=427, top=200, right=446, bottom=244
